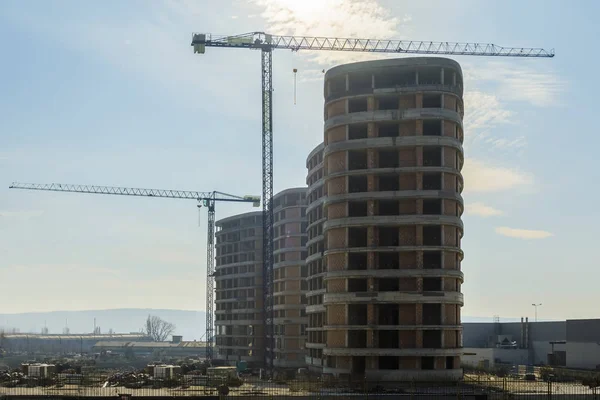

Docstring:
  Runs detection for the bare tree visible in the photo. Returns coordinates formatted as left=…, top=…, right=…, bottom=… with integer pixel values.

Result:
left=144, top=315, right=175, bottom=342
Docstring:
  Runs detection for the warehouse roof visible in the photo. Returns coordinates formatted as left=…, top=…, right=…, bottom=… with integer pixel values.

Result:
left=93, top=341, right=207, bottom=348
left=3, top=333, right=150, bottom=340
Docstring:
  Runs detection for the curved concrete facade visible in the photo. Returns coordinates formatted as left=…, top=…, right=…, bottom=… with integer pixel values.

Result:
left=267, top=188, right=308, bottom=370
left=305, top=143, right=327, bottom=372
left=214, top=211, right=264, bottom=367
left=321, top=58, right=465, bottom=380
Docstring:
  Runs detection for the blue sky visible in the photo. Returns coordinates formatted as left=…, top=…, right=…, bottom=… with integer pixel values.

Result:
left=0, top=0, right=598, bottom=323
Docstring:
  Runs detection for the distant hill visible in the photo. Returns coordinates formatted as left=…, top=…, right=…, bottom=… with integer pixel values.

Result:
left=0, top=309, right=206, bottom=341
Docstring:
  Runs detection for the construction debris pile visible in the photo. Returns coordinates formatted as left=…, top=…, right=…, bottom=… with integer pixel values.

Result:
left=103, top=371, right=153, bottom=389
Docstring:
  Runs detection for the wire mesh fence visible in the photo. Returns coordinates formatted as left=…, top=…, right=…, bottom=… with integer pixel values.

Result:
left=1, top=372, right=600, bottom=399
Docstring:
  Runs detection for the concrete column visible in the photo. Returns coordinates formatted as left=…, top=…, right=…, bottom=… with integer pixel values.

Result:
left=371, top=74, right=375, bottom=89
left=367, top=122, right=376, bottom=137
left=440, top=224, right=445, bottom=247
left=440, top=68, right=445, bottom=85
left=367, top=96, right=376, bottom=112
left=345, top=74, right=350, bottom=91
left=415, top=69, right=419, bottom=85
left=452, top=71, right=456, bottom=86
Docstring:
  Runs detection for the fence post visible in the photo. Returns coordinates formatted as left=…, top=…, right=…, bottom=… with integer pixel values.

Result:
left=547, top=379, right=552, bottom=399
left=503, top=377, right=507, bottom=400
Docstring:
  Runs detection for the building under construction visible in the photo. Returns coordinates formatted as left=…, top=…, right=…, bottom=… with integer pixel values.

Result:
left=316, top=57, right=465, bottom=381
left=214, top=211, right=264, bottom=367
left=215, top=58, right=465, bottom=379
left=268, top=188, right=308, bottom=370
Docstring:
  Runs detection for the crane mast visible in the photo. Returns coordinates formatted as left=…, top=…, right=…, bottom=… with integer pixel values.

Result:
left=191, top=30, right=554, bottom=373
left=9, top=182, right=260, bottom=363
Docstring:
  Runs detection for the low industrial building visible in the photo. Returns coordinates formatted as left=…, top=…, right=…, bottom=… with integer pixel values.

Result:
left=0, top=333, right=151, bottom=354
left=462, top=318, right=600, bottom=370
left=92, top=337, right=206, bottom=358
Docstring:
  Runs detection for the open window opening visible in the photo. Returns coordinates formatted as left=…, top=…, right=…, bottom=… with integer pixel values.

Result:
left=423, top=120, right=442, bottom=136
left=378, top=331, right=400, bottom=349
left=348, top=151, right=368, bottom=170
left=423, top=173, right=442, bottom=190
left=423, top=94, right=442, bottom=108
left=348, top=201, right=368, bottom=217
left=349, top=124, right=368, bottom=140
left=378, top=278, right=399, bottom=292
left=378, top=200, right=399, bottom=216
left=379, top=356, right=400, bottom=370
left=348, top=227, right=368, bottom=247
left=378, top=252, right=399, bottom=270
left=348, top=278, right=368, bottom=293
left=379, top=149, right=399, bottom=167
left=423, top=147, right=442, bottom=167
left=423, top=330, right=442, bottom=348
left=378, top=175, right=400, bottom=191
left=378, top=304, right=399, bottom=325
left=348, top=98, right=368, bottom=113
left=423, top=251, right=442, bottom=269
left=378, top=123, right=399, bottom=138
left=378, top=96, right=399, bottom=110
left=348, top=252, right=367, bottom=271
left=419, top=67, right=442, bottom=84
left=349, top=176, right=368, bottom=193
left=379, top=227, right=399, bottom=246
left=348, top=304, right=367, bottom=325
left=423, top=277, right=442, bottom=292
left=423, top=304, right=442, bottom=325
left=423, top=199, right=442, bottom=215
left=349, top=72, right=372, bottom=93
left=348, top=330, right=367, bottom=348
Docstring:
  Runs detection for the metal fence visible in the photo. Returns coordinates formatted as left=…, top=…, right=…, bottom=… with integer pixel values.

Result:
left=1, top=373, right=600, bottom=399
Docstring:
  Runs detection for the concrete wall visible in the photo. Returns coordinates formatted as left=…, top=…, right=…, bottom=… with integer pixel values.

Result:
left=463, top=321, right=566, bottom=349
left=567, top=319, right=600, bottom=343
left=462, top=348, right=529, bottom=368
left=566, top=342, right=600, bottom=370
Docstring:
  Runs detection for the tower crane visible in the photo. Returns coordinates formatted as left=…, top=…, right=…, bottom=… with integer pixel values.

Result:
left=8, top=182, right=260, bottom=363
left=190, top=31, right=555, bottom=371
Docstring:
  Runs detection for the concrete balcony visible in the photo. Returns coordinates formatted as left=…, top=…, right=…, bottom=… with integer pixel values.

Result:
left=323, top=291, right=464, bottom=305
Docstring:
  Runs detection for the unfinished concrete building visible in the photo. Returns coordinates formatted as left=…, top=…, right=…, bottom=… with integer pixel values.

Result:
left=321, top=58, right=465, bottom=380
left=214, top=211, right=264, bottom=367
left=267, top=188, right=309, bottom=370
left=305, top=143, right=327, bottom=372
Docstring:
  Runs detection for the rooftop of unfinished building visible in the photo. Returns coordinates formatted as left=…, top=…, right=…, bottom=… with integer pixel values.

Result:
left=306, top=142, right=325, bottom=167
left=215, top=210, right=262, bottom=226
left=324, top=57, right=463, bottom=80
left=274, top=187, right=307, bottom=198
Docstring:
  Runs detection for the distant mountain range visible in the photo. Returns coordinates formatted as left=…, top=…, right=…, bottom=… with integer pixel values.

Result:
left=0, top=309, right=206, bottom=341
left=0, top=309, right=523, bottom=340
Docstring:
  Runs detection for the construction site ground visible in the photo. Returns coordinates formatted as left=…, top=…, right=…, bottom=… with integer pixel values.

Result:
left=0, top=377, right=598, bottom=399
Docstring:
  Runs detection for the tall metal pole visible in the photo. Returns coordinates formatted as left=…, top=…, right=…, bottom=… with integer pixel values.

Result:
left=532, top=303, right=542, bottom=322
left=261, top=47, right=274, bottom=374
left=206, top=196, right=216, bottom=362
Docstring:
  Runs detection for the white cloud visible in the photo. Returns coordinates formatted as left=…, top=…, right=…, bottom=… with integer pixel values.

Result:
left=250, top=0, right=408, bottom=65
left=495, top=227, right=553, bottom=240
left=462, top=159, right=533, bottom=193
left=467, top=202, right=503, bottom=217
left=0, top=210, right=44, bottom=219
left=463, top=91, right=512, bottom=133
left=464, top=61, right=566, bottom=107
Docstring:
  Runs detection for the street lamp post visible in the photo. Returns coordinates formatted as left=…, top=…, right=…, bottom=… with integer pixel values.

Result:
left=532, top=303, right=542, bottom=322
